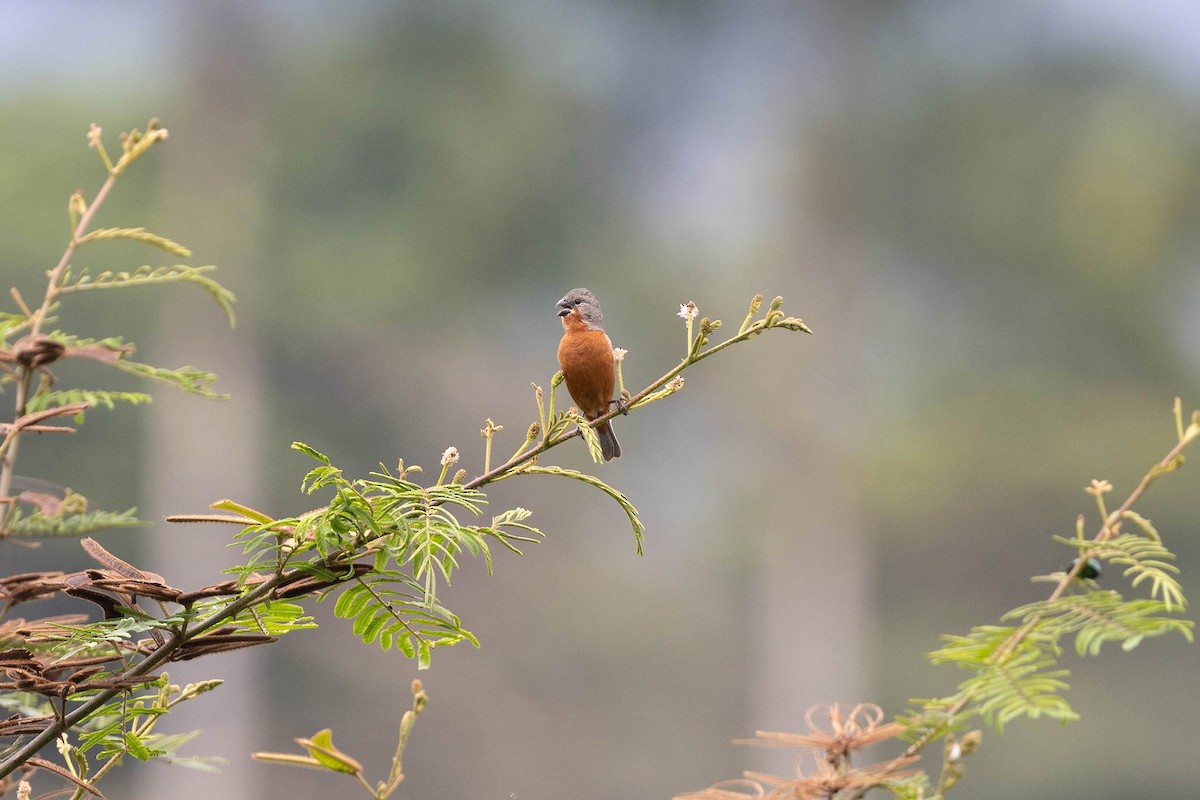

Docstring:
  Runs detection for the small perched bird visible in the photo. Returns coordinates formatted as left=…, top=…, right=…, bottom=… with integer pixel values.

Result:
left=556, top=288, right=621, bottom=461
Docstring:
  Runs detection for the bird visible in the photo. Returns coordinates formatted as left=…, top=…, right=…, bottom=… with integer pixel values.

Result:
left=556, top=288, right=621, bottom=461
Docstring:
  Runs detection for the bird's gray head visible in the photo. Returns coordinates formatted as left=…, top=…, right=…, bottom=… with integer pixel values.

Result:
left=556, top=287, right=605, bottom=329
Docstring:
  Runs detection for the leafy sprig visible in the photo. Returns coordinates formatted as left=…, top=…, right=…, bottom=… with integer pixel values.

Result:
left=253, top=680, right=429, bottom=799
left=1052, top=532, right=1184, bottom=611
left=58, top=264, right=235, bottom=327
left=856, top=399, right=1200, bottom=800
left=3, top=505, right=146, bottom=538
left=0, top=119, right=235, bottom=540
left=681, top=399, right=1199, bottom=799
left=26, top=389, right=153, bottom=414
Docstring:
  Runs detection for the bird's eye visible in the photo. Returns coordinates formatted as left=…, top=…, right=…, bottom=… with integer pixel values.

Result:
left=573, top=298, right=583, bottom=305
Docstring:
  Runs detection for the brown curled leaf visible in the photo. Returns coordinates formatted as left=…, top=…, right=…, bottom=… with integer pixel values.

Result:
left=171, top=633, right=275, bottom=661
left=0, top=713, right=54, bottom=738
left=63, top=586, right=124, bottom=619
left=81, top=537, right=164, bottom=582
left=4, top=336, right=66, bottom=369
left=0, top=572, right=68, bottom=605
left=27, top=756, right=107, bottom=798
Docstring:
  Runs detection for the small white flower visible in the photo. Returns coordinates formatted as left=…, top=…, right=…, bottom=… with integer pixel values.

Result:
left=440, top=446, right=460, bottom=466
left=677, top=301, right=699, bottom=321
left=612, top=347, right=627, bottom=363
left=86, top=123, right=102, bottom=148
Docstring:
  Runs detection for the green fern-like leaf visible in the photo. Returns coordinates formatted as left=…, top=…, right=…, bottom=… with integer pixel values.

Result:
left=567, top=412, right=605, bottom=464
left=26, top=388, right=153, bottom=413
left=928, top=625, right=1056, bottom=669
left=41, top=332, right=227, bottom=399
left=4, top=506, right=147, bottom=538
left=927, top=624, right=1075, bottom=732
left=251, top=448, right=544, bottom=669
left=75, top=679, right=221, bottom=770
left=1120, top=510, right=1161, bottom=542
left=330, top=572, right=478, bottom=669
left=74, top=226, right=192, bottom=257
left=1056, top=533, right=1186, bottom=611
left=227, top=600, right=318, bottom=636
left=30, top=616, right=157, bottom=653
left=405, top=511, right=474, bottom=600
left=895, top=704, right=963, bottom=747
left=113, top=360, right=227, bottom=399
left=1004, top=591, right=1193, bottom=656
left=961, top=648, right=1077, bottom=733
left=476, top=507, right=545, bottom=556
left=542, top=409, right=574, bottom=443
left=520, top=464, right=645, bottom=554
left=1103, top=535, right=1185, bottom=612
left=58, top=264, right=235, bottom=327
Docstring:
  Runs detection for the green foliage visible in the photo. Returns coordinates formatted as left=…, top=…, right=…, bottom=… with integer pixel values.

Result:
left=74, top=226, right=192, bottom=257
left=925, top=625, right=1077, bottom=732
left=68, top=677, right=224, bottom=779
left=27, top=615, right=161, bottom=654
left=112, top=359, right=227, bottom=399
left=521, top=464, right=645, bottom=554
left=58, top=264, right=235, bottom=327
left=229, top=443, right=547, bottom=668
left=26, top=388, right=153, bottom=414
left=685, top=405, right=1197, bottom=800
left=332, top=573, right=477, bottom=668
left=893, top=401, right=1200, bottom=797
left=571, top=411, right=605, bottom=464
left=1005, top=591, right=1193, bottom=656
left=927, top=624, right=1035, bottom=668
left=0, top=310, right=30, bottom=340
left=0, top=120, right=244, bottom=793
left=961, top=648, right=1076, bottom=732
left=253, top=680, right=427, bottom=799
left=1053, top=532, right=1186, bottom=612
left=914, top=542, right=1191, bottom=735
left=225, top=600, right=318, bottom=637
left=302, top=728, right=362, bottom=774
left=3, top=505, right=146, bottom=537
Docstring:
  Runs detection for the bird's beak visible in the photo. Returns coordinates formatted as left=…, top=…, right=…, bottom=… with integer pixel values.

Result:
left=556, top=298, right=571, bottom=317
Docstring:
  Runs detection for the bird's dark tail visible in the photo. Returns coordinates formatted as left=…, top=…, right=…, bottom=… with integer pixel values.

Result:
left=596, top=420, right=621, bottom=461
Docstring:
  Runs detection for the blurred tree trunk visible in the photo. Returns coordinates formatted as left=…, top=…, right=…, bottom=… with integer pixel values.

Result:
left=140, top=4, right=268, bottom=798
left=749, top=0, right=875, bottom=740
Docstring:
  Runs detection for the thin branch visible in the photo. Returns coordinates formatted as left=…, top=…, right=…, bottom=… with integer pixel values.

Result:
left=463, top=306, right=807, bottom=491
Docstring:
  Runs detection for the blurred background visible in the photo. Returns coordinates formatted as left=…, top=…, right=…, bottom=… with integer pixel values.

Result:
left=2, top=2, right=1199, bottom=798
